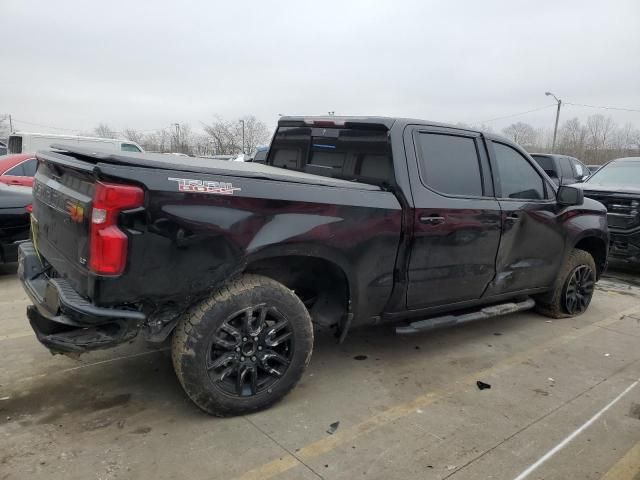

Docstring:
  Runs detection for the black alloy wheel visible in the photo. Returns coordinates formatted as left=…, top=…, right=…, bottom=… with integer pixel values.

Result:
left=207, top=304, right=294, bottom=397
left=563, top=264, right=595, bottom=314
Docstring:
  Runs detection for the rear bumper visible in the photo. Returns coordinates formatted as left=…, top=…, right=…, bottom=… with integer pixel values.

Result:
left=609, top=228, right=640, bottom=264
left=18, top=242, right=145, bottom=353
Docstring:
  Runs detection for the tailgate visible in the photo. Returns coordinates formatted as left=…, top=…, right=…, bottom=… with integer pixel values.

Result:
left=32, top=160, right=94, bottom=295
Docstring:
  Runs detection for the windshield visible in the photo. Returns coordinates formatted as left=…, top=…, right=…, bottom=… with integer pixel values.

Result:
left=586, top=160, right=640, bottom=186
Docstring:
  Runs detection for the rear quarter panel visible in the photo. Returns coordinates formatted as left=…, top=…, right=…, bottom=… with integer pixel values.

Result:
left=95, top=164, right=403, bottom=322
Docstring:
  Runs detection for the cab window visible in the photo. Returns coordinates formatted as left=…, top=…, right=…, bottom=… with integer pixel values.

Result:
left=267, top=126, right=393, bottom=184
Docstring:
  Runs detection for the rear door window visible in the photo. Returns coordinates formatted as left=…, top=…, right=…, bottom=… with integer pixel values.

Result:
left=21, top=158, right=38, bottom=176
left=415, top=133, right=484, bottom=197
left=5, top=163, right=25, bottom=176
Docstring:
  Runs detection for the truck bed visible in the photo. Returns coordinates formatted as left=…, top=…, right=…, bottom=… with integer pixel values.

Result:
left=44, top=144, right=382, bottom=191
left=31, top=144, right=402, bottom=326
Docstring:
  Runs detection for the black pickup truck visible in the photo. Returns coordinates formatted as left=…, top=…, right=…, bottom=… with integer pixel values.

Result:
left=19, top=116, right=608, bottom=416
left=574, top=156, right=640, bottom=265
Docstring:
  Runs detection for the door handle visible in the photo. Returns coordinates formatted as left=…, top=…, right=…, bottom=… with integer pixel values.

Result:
left=505, top=213, right=520, bottom=223
left=419, top=215, right=445, bottom=225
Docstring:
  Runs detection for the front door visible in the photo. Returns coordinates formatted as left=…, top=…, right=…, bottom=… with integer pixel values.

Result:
left=404, top=127, right=502, bottom=309
left=484, top=141, right=564, bottom=295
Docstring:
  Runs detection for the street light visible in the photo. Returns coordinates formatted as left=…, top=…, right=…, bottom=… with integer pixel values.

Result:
left=545, top=92, right=562, bottom=153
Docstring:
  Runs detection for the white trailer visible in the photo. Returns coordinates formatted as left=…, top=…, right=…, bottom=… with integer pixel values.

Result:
left=7, top=132, right=143, bottom=154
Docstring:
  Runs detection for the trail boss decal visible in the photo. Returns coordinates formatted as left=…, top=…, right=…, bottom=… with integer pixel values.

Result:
left=168, top=177, right=241, bottom=195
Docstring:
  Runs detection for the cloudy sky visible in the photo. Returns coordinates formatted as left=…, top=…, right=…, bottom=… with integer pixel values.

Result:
left=2, top=0, right=639, bottom=135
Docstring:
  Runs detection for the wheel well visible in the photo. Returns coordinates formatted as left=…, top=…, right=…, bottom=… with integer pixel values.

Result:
left=575, top=237, right=607, bottom=278
left=244, top=256, right=350, bottom=328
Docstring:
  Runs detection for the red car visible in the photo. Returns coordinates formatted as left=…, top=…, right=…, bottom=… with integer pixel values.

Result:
left=0, top=154, right=38, bottom=187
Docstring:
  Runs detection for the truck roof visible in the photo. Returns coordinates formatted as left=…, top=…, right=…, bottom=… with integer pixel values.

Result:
left=278, top=115, right=514, bottom=144
left=278, top=115, right=500, bottom=140
left=41, top=144, right=381, bottom=191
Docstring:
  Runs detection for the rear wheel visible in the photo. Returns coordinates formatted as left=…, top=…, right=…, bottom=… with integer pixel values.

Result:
left=536, top=249, right=596, bottom=318
left=172, top=274, right=313, bottom=416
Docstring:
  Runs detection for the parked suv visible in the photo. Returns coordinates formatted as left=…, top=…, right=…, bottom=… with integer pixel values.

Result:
left=19, top=116, right=608, bottom=416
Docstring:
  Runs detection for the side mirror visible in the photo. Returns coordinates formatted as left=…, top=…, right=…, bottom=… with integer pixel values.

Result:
left=557, top=185, right=584, bottom=206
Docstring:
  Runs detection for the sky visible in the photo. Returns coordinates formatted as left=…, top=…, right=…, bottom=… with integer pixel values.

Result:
left=2, top=0, right=639, bottom=135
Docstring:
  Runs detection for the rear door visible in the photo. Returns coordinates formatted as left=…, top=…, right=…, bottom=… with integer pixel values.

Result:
left=404, top=126, right=502, bottom=309
left=485, top=141, right=564, bottom=294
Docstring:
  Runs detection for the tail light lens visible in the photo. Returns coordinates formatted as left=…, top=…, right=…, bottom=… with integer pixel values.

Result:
left=89, top=181, right=144, bottom=275
left=25, top=204, right=33, bottom=213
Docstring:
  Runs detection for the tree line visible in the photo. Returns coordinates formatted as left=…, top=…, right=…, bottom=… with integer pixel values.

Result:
left=3, top=113, right=639, bottom=164
left=88, top=115, right=272, bottom=156
left=498, top=115, right=640, bottom=164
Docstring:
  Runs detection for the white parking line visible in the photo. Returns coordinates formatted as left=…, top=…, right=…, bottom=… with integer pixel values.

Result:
left=512, top=379, right=640, bottom=480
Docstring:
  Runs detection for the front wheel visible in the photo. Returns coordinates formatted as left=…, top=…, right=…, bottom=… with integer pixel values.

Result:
left=172, top=274, right=313, bottom=416
left=535, top=249, right=597, bottom=319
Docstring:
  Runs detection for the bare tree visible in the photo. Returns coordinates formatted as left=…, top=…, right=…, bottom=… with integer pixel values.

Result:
left=203, top=117, right=242, bottom=155
left=611, top=122, right=640, bottom=157
left=141, top=128, right=171, bottom=153
left=169, top=123, right=193, bottom=154
left=557, top=117, right=587, bottom=157
left=240, top=116, right=271, bottom=154
left=93, top=123, right=118, bottom=139
left=502, top=122, right=536, bottom=146
left=586, top=115, right=615, bottom=163
left=203, top=115, right=271, bottom=155
left=122, top=128, right=145, bottom=145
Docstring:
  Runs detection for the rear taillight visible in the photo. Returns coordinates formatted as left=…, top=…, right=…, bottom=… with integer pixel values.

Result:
left=89, top=181, right=144, bottom=275
left=25, top=204, right=33, bottom=213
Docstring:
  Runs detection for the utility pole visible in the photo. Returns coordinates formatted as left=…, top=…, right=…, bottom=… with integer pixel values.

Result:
left=172, top=123, right=180, bottom=152
left=240, top=119, right=245, bottom=154
left=545, top=92, right=562, bottom=153
left=8, top=114, right=13, bottom=132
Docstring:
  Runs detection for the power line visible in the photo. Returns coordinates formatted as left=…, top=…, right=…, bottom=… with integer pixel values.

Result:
left=6, top=116, right=178, bottom=136
left=10, top=118, right=81, bottom=132
left=479, top=104, right=556, bottom=124
left=563, top=102, right=640, bottom=113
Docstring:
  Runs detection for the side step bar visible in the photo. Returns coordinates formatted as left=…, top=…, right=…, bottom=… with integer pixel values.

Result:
left=396, top=298, right=536, bottom=334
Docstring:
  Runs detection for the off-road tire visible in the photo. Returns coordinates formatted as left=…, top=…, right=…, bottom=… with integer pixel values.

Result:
left=535, top=248, right=596, bottom=319
left=172, top=274, right=313, bottom=416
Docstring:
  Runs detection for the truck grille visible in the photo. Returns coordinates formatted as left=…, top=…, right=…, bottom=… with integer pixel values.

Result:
left=584, top=192, right=640, bottom=230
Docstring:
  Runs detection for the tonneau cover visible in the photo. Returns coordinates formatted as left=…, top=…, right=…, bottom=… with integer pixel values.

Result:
left=39, top=144, right=381, bottom=191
